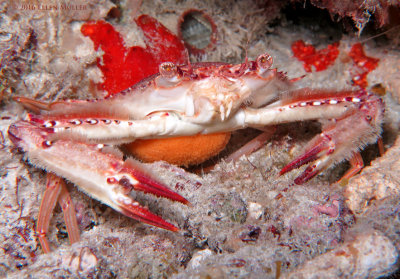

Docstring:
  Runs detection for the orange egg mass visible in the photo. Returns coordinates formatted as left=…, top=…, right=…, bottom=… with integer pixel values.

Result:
left=126, top=132, right=231, bottom=167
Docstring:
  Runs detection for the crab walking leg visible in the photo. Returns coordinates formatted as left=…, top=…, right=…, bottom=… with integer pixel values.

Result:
left=36, top=173, right=80, bottom=253
left=57, top=177, right=80, bottom=245
left=377, top=137, right=385, bottom=155
left=197, top=128, right=276, bottom=174
left=36, top=173, right=63, bottom=253
left=337, top=152, right=364, bottom=185
left=8, top=121, right=188, bottom=232
left=224, top=128, right=277, bottom=163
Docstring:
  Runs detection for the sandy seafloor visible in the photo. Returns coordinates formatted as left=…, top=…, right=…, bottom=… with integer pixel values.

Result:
left=1, top=0, right=400, bottom=278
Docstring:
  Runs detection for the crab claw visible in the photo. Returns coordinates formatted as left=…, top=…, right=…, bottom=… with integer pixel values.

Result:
left=280, top=134, right=333, bottom=184
left=120, top=158, right=189, bottom=205
left=279, top=136, right=334, bottom=184
left=106, top=157, right=189, bottom=231
left=112, top=186, right=181, bottom=231
left=280, top=91, right=384, bottom=184
left=8, top=121, right=187, bottom=231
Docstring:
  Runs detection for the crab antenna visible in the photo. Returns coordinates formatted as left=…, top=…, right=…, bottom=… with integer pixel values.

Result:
left=184, top=48, right=193, bottom=75
left=244, top=38, right=250, bottom=65
left=234, top=39, right=250, bottom=77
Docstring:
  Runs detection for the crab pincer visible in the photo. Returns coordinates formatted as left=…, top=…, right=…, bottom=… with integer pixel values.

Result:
left=279, top=89, right=384, bottom=184
left=8, top=121, right=187, bottom=235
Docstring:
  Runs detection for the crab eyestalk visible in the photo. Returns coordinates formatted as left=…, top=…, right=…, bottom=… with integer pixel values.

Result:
left=256, top=53, right=273, bottom=76
left=155, top=62, right=182, bottom=88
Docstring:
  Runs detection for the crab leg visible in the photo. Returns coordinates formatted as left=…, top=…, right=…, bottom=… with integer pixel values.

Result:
left=57, top=176, right=81, bottom=245
left=337, top=152, right=364, bottom=185
left=36, top=173, right=62, bottom=253
left=279, top=92, right=384, bottom=184
left=224, top=128, right=277, bottom=162
left=243, top=89, right=368, bottom=126
left=8, top=121, right=187, bottom=232
left=36, top=173, right=80, bottom=253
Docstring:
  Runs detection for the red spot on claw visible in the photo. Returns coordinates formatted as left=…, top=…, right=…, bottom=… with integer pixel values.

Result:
left=107, top=177, right=117, bottom=184
left=42, top=141, right=52, bottom=148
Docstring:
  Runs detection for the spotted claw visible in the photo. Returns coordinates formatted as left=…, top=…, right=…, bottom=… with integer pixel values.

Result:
left=280, top=90, right=384, bottom=184
left=8, top=121, right=187, bottom=231
left=280, top=134, right=333, bottom=184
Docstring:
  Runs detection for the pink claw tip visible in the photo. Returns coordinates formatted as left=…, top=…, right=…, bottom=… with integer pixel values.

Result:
left=119, top=201, right=180, bottom=232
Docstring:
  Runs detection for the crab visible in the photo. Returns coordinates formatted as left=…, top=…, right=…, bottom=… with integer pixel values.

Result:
left=8, top=52, right=384, bottom=253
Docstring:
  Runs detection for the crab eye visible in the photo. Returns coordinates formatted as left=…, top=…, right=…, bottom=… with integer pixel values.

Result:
left=159, top=62, right=178, bottom=79
left=156, top=62, right=182, bottom=88
left=256, top=53, right=273, bottom=70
